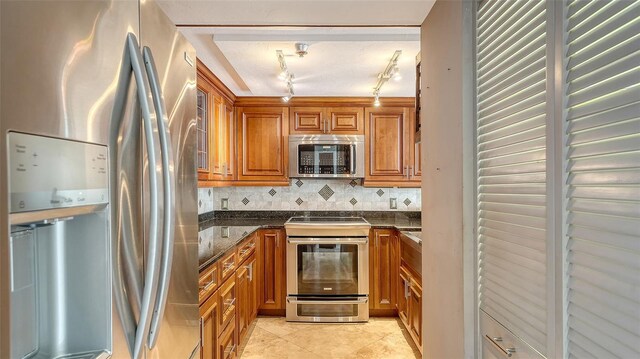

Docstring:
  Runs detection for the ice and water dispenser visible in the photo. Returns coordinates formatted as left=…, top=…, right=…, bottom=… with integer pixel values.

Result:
left=8, top=132, right=111, bottom=359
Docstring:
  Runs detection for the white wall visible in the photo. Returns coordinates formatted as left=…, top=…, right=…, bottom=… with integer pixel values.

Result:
left=421, top=0, right=475, bottom=358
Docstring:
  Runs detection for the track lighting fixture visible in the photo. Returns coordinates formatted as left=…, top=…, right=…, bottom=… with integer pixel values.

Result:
left=277, top=50, right=295, bottom=102
left=372, top=50, right=402, bottom=105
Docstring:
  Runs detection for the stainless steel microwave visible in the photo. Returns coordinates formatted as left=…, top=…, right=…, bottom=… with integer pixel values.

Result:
left=289, top=135, right=365, bottom=178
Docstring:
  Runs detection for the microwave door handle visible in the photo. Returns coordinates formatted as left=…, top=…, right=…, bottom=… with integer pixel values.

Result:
left=350, top=145, right=355, bottom=175
left=109, top=33, right=162, bottom=359
left=143, top=46, right=176, bottom=349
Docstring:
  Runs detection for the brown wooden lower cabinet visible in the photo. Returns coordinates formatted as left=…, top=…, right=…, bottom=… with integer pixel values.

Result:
left=236, top=252, right=257, bottom=344
left=369, top=228, right=399, bottom=314
left=200, top=290, right=220, bottom=359
left=399, top=264, right=423, bottom=353
left=258, top=229, right=286, bottom=314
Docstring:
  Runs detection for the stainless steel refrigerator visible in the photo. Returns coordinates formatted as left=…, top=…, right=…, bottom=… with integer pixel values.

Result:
left=0, top=1, right=200, bottom=358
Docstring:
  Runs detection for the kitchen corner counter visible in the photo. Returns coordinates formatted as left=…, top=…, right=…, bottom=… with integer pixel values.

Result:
left=198, top=211, right=421, bottom=272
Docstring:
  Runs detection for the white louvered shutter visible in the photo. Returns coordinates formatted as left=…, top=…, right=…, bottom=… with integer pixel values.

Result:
left=476, top=0, right=549, bottom=355
left=564, top=0, right=640, bottom=358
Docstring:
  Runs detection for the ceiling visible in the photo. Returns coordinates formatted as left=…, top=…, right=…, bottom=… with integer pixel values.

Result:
left=158, top=2, right=433, bottom=98
left=157, top=1, right=434, bottom=26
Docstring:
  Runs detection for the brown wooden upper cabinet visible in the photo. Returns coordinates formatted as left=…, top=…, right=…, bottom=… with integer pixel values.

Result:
left=197, top=60, right=236, bottom=186
left=364, top=107, right=420, bottom=187
left=290, top=107, right=364, bottom=135
left=236, top=107, right=289, bottom=184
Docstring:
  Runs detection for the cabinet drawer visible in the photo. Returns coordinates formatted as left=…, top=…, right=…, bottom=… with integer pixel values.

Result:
left=480, top=310, right=544, bottom=359
left=236, top=233, right=256, bottom=264
left=220, top=250, right=237, bottom=283
left=219, top=314, right=237, bottom=359
left=219, top=276, right=237, bottom=331
left=199, top=262, right=219, bottom=304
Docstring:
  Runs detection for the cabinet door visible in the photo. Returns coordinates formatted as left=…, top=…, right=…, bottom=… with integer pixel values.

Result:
left=290, top=107, right=324, bottom=134
left=370, top=229, right=398, bottom=311
left=196, top=85, right=211, bottom=179
left=236, top=107, right=289, bottom=183
left=200, top=291, right=220, bottom=359
left=223, top=102, right=235, bottom=179
left=211, top=95, right=225, bottom=178
left=398, top=267, right=410, bottom=327
left=326, top=107, right=364, bottom=134
left=235, top=264, right=249, bottom=344
left=259, top=229, right=286, bottom=311
left=211, top=97, right=235, bottom=180
left=409, top=280, right=422, bottom=351
left=218, top=317, right=237, bottom=359
left=364, top=107, right=410, bottom=183
left=245, top=254, right=259, bottom=322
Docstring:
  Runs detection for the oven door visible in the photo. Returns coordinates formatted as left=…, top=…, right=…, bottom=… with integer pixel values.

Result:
left=286, top=237, right=369, bottom=297
left=286, top=296, right=369, bottom=322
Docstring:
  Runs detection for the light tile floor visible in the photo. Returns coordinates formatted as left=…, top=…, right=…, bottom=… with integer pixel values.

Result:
left=239, top=317, right=421, bottom=359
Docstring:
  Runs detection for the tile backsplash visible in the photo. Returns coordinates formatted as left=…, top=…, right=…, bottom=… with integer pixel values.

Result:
left=198, top=179, right=421, bottom=214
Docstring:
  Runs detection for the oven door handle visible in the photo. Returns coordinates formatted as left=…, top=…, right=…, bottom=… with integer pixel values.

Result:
left=287, top=238, right=368, bottom=245
left=287, top=297, right=369, bottom=305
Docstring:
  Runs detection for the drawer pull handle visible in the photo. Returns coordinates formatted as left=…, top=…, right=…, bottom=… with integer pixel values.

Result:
left=485, top=335, right=516, bottom=357
left=199, top=279, right=216, bottom=291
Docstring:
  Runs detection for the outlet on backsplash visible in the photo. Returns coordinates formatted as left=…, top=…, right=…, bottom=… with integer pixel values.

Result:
left=221, top=198, right=229, bottom=210
left=390, top=198, right=398, bottom=209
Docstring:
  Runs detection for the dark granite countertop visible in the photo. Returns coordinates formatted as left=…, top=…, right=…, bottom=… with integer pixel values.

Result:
left=198, top=211, right=421, bottom=272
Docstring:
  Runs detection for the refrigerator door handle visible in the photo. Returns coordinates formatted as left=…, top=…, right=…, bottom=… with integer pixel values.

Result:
left=110, top=33, right=163, bottom=359
left=143, top=46, right=176, bottom=349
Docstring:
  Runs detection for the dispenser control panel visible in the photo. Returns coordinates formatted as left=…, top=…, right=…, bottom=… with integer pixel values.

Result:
left=8, top=132, right=109, bottom=213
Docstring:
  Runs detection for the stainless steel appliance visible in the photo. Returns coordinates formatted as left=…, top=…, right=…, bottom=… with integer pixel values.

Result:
left=285, top=217, right=371, bottom=322
left=1, top=1, right=199, bottom=358
left=289, top=135, right=365, bottom=178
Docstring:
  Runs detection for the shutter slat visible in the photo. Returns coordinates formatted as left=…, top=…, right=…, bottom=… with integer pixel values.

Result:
left=479, top=193, right=546, bottom=207
left=570, top=169, right=640, bottom=186
left=478, top=171, right=546, bottom=185
left=568, top=135, right=640, bottom=159
left=570, top=212, right=640, bottom=237
left=481, top=226, right=546, bottom=252
left=480, top=202, right=546, bottom=218
left=568, top=101, right=640, bottom=132
left=569, top=151, right=640, bottom=171
left=570, top=225, right=640, bottom=252
left=569, top=118, right=640, bottom=145
left=569, top=198, right=640, bottom=219
left=481, top=210, right=546, bottom=231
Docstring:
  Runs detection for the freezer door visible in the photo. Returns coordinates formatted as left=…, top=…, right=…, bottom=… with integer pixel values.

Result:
left=0, top=1, right=139, bottom=358
left=140, top=1, right=200, bottom=358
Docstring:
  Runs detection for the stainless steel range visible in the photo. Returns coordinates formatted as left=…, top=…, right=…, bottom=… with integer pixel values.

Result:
left=285, top=217, right=371, bottom=322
